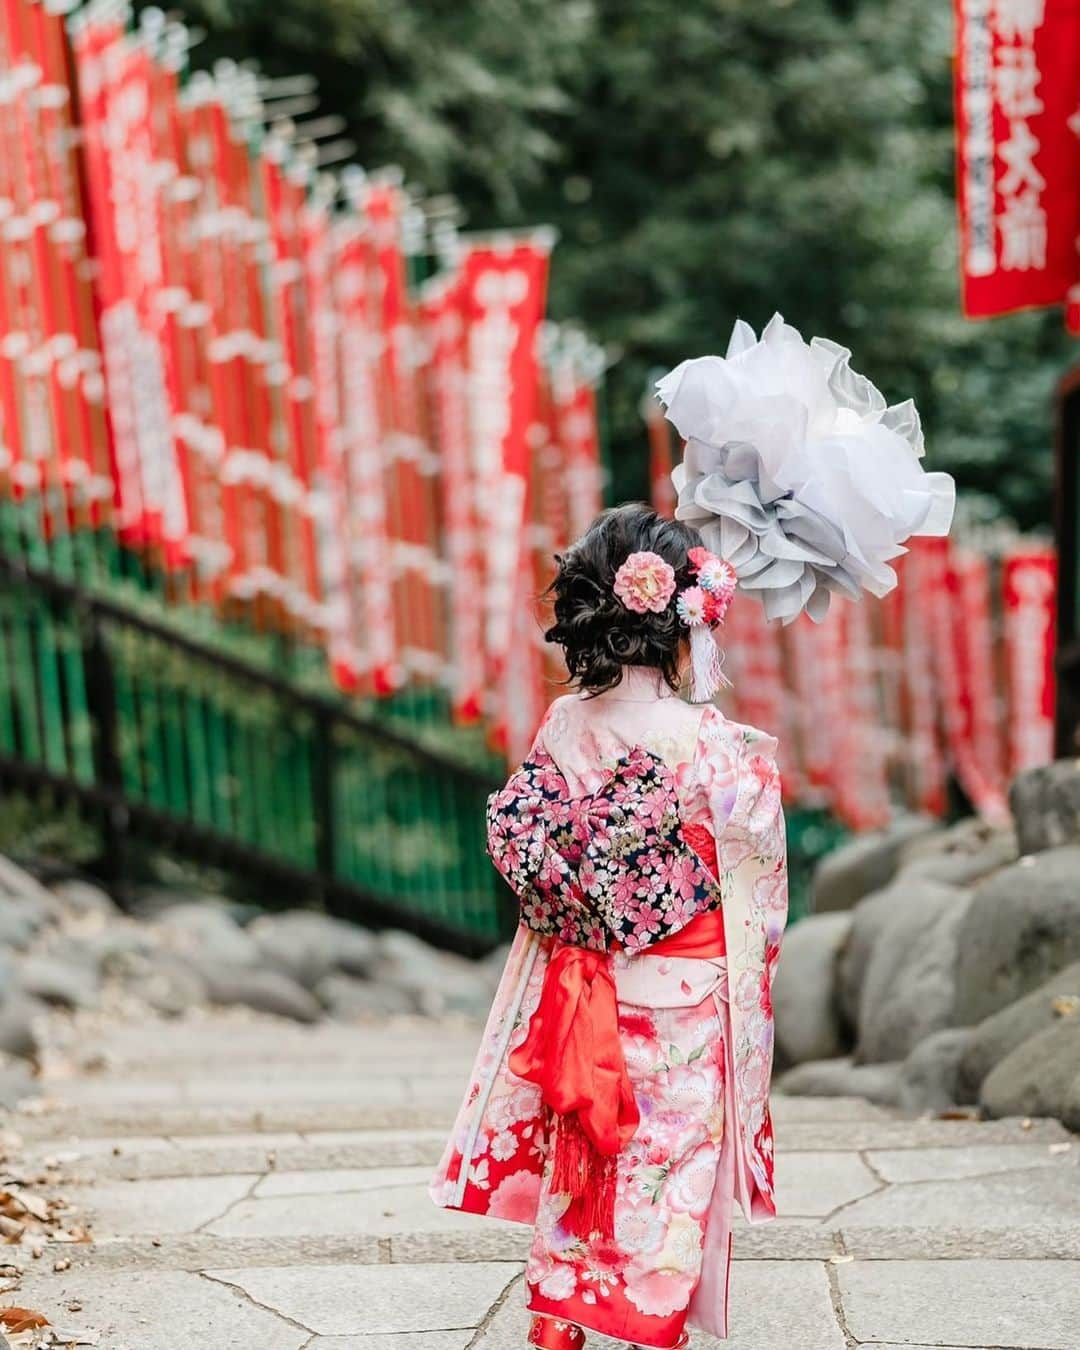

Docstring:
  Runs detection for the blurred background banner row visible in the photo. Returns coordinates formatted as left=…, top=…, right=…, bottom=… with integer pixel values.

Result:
left=0, top=0, right=1072, bottom=946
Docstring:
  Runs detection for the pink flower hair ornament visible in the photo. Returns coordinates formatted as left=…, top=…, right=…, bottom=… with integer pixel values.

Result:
left=684, top=547, right=736, bottom=703
left=612, top=551, right=677, bottom=614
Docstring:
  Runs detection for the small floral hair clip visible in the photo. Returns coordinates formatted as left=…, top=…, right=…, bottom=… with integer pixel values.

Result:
left=612, top=551, right=677, bottom=614
left=687, top=547, right=737, bottom=625
left=682, top=547, right=737, bottom=703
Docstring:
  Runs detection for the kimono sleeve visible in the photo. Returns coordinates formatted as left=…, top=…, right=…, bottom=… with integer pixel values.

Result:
left=485, top=727, right=606, bottom=951
left=702, top=713, right=787, bottom=1221
left=693, top=707, right=788, bottom=968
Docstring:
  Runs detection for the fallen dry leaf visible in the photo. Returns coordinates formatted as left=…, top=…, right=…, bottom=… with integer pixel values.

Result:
left=1051, top=994, right=1080, bottom=1018
left=0, top=1308, right=50, bottom=1333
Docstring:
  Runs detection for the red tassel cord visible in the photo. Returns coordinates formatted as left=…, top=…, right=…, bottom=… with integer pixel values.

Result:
left=550, top=1111, right=618, bottom=1240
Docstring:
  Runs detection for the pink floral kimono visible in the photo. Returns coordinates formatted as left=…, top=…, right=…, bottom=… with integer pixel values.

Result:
left=431, top=668, right=787, bottom=1346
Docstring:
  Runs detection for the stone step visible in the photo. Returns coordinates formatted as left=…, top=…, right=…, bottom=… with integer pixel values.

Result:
left=15, top=1096, right=1070, bottom=1148
left=32, top=1130, right=448, bottom=1179
left=13, top=1221, right=1080, bottom=1279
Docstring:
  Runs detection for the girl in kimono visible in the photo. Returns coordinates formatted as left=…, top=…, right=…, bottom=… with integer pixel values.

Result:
left=432, top=504, right=786, bottom=1349
left=432, top=317, right=955, bottom=1349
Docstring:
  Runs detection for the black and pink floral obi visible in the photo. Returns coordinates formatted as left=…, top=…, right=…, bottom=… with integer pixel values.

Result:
left=487, top=745, right=722, bottom=954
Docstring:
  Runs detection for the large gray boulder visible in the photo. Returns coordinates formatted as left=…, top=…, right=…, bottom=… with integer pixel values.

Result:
left=898, top=1027, right=974, bottom=1113
left=957, top=961, right=1080, bottom=1102
left=836, top=878, right=960, bottom=1034
left=15, top=955, right=100, bottom=1010
left=1010, top=758, right=1080, bottom=855
left=120, top=954, right=210, bottom=1017
left=194, top=960, right=322, bottom=1023
left=375, top=929, right=498, bottom=1018
left=811, top=814, right=939, bottom=913
left=0, top=855, right=59, bottom=925
left=778, top=1056, right=902, bottom=1107
left=250, top=911, right=377, bottom=989
left=0, top=904, right=39, bottom=951
left=0, top=1051, right=33, bottom=1109
left=979, top=1019, right=1080, bottom=1121
left=896, top=817, right=1018, bottom=888
left=953, top=847, right=1080, bottom=1026
left=0, top=993, right=46, bottom=1061
left=150, top=902, right=260, bottom=968
left=855, top=882, right=971, bottom=1064
left=50, top=878, right=119, bottom=919
left=772, top=912, right=852, bottom=1065
left=316, top=972, right=414, bottom=1019
left=1063, top=1070, right=1080, bottom=1133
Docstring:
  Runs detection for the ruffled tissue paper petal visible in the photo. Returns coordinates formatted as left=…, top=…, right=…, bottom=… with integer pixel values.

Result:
left=657, top=314, right=956, bottom=623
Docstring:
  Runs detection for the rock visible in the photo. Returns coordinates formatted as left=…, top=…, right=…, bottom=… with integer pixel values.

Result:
left=777, top=1056, right=903, bottom=1107
left=898, top=1028, right=973, bottom=1112
left=150, top=902, right=259, bottom=968
left=50, top=878, right=119, bottom=918
left=195, top=961, right=322, bottom=1023
left=811, top=813, right=938, bottom=914
left=1062, top=1071, right=1080, bottom=1133
left=0, top=854, right=59, bottom=924
left=375, top=929, right=497, bottom=1018
left=896, top=817, right=1018, bottom=888
left=250, top=911, right=377, bottom=989
left=0, top=904, right=38, bottom=951
left=15, top=955, right=100, bottom=1010
left=957, top=961, right=1080, bottom=1102
left=855, top=882, right=970, bottom=1064
left=0, top=1051, right=33, bottom=1108
left=0, top=993, right=46, bottom=1060
left=979, top=1019, right=1080, bottom=1120
left=836, top=878, right=960, bottom=1035
left=953, top=846, right=1080, bottom=1026
left=1010, top=758, right=1080, bottom=855
left=315, top=972, right=415, bottom=1019
left=771, top=912, right=852, bottom=1064
left=123, top=956, right=209, bottom=1017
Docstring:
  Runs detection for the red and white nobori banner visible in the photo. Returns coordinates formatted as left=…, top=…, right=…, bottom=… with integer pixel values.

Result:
left=459, top=237, right=550, bottom=708
left=954, top=0, right=1080, bottom=325
left=420, top=273, right=486, bottom=722
left=1002, top=544, right=1058, bottom=772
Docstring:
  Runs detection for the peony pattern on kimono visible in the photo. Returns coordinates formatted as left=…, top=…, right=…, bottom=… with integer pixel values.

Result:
left=487, top=746, right=722, bottom=955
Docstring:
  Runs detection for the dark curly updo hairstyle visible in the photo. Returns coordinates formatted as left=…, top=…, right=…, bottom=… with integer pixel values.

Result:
left=544, top=503, right=703, bottom=696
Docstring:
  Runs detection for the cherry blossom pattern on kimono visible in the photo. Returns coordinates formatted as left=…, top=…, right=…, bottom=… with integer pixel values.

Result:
left=486, top=746, right=722, bottom=955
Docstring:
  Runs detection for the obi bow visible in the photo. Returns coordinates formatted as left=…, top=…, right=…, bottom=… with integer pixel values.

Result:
left=487, top=746, right=724, bottom=1237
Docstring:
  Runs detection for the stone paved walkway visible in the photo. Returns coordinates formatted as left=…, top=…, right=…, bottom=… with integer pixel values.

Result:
left=3, top=1009, right=1079, bottom=1350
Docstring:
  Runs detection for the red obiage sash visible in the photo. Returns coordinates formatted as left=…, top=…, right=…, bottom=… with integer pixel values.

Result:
left=509, top=825, right=725, bottom=1237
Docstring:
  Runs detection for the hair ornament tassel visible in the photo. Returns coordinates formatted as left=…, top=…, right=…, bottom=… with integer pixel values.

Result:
left=689, top=621, right=729, bottom=703
left=681, top=547, right=736, bottom=703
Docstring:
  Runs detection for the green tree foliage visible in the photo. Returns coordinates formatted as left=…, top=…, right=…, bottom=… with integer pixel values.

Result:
left=169, top=0, right=1074, bottom=528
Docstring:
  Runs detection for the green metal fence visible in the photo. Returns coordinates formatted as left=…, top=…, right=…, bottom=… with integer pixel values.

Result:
left=0, top=546, right=508, bottom=954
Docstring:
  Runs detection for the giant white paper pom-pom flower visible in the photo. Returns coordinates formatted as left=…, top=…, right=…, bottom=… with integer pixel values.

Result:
left=657, top=314, right=955, bottom=623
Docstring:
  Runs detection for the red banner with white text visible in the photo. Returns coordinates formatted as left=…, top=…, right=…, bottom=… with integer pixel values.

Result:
left=954, top=0, right=1080, bottom=324
left=459, top=238, right=550, bottom=737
